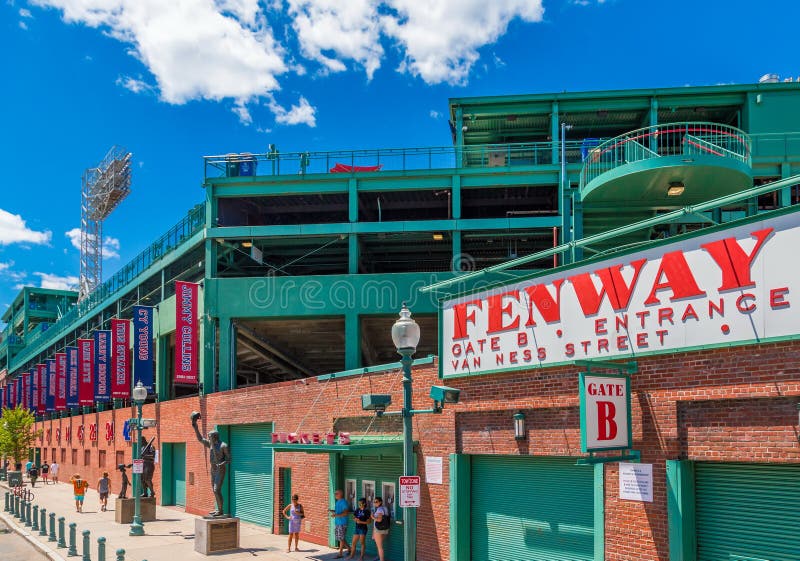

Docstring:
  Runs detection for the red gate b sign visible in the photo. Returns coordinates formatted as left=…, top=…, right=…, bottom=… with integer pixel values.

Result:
left=580, top=373, right=631, bottom=452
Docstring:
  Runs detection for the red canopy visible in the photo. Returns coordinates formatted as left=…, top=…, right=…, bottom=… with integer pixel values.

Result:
left=329, top=163, right=383, bottom=173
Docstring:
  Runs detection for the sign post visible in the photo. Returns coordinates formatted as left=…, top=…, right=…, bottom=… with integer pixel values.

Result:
left=398, top=476, right=421, bottom=508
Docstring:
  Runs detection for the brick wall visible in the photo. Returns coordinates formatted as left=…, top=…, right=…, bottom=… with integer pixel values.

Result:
left=34, top=339, right=800, bottom=560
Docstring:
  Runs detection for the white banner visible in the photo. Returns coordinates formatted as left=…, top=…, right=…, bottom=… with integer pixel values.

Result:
left=440, top=212, right=799, bottom=378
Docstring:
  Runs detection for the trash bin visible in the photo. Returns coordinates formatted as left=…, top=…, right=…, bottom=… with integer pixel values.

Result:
left=238, top=152, right=257, bottom=176
left=225, top=154, right=239, bottom=178
left=7, top=471, right=22, bottom=487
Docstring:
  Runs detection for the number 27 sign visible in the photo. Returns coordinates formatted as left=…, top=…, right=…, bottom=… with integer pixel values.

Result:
left=579, top=372, right=632, bottom=453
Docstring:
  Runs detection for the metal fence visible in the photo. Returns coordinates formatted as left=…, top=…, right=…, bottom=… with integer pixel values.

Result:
left=580, top=122, right=752, bottom=189
left=203, top=141, right=588, bottom=180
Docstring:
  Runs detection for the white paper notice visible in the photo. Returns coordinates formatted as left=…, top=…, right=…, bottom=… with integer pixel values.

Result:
left=425, top=456, right=443, bottom=484
left=619, top=462, right=653, bottom=502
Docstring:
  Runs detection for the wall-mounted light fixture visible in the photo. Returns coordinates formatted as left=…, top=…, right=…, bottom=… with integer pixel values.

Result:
left=514, top=411, right=526, bottom=440
left=242, top=241, right=253, bottom=248
left=432, top=233, right=444, bottom=241
left=667, top=181, right=685, bottom=197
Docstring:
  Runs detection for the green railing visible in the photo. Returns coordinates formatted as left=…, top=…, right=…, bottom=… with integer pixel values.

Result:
left=17, top=203, right=205, bottom=356
left=579, top=122, right=751, bottom=189
left=203, top=141, right=587, bottom=180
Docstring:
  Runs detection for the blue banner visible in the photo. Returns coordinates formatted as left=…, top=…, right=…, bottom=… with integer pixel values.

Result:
left=0, top=387, right=4, bottom=410
left=17, top=377, right=22, bottom=408
left=27, top=370, right=35, bottom=413
left=46, top=359, right=56, bottom=412
left=66, top=346, right=79, bottom=408
left=132, top=306, right=154, bottom=392
left=94, top=330, right=111, bottom=402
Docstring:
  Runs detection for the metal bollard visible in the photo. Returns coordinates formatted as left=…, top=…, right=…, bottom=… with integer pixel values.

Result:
left=49, top=512, right=57, bottom=541
left=4, top=491, right=9, bottom=512
left=32, top=505, right=39, bottom=531
left=39, top=508, right=48, bottom=536
left=115, top=549, right=125, bottom=561
left=14, top=494, right=20, bottom=518
left=68, top=522, right=78, bottom=557
left=82, top=529, right=91, bottom=561
left=58, top=516, right=67, bottom=548
left=97, top=537, right=106, bottom=561
left=24, top=501, right=32, bottom=526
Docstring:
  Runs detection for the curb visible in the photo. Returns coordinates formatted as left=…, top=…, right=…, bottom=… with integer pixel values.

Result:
left=0, top=509, right=66, bottom=561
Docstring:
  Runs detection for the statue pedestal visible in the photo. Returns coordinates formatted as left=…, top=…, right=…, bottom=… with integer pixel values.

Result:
left=194, top=517, right=240, bottom=555
left=115, top=497, right=156, bottom=524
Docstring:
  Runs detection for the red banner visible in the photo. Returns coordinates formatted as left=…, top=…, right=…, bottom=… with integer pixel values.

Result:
left=55, top=353, right=67, bottom=411
left=21, top=374, right=27, bottom=410
left=111, top=319, right=131, bottom=398
left=174, top=281, right=199, bottom=385
left=36, top=364, right=46, bottom=413
left=78, top=339, right=94, bottom=406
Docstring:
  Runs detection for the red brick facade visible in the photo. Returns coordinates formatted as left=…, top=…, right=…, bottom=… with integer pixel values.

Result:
left=35, top=340, right=800, bottom=560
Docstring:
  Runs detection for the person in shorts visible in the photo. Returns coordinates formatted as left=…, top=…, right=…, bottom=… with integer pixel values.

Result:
left=41, top=462, right=49, bottom=484
left=371, top=497, right=390, bottom=561
left=97, top=472, right=110, bottom=511
left=348, top=498, right=371, bottom=560
left=282, top=494, right=304, bottom=553
left=49, top=461, right=59, bottom=484
left=71, top=474, right=89, bottom=513
left=330, top=489, right=351, bottom=558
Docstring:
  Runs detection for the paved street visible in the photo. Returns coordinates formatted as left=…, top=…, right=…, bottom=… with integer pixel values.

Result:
left=0, top=480, right=342, bottom=561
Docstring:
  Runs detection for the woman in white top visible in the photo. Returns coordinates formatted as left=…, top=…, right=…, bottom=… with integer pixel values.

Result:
left=371, top=497, right=389, bottom=561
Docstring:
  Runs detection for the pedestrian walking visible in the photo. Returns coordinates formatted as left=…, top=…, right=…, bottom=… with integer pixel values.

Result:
left=282, top=494, right=304, bottom=553
left=348, top=498, right=371, bottom=560
left=371, top=497, right=390, bottom=561
left=28, top=465, right=39, bottom=487
left=97, top=472, right=110, bottom=512
left=49, top=460, right=59, bottom=484
left=330, top=489, right=351, bottom=558
left=41, top=462, right=49, bottom=484
left=71, top=474, right=89, bottom=513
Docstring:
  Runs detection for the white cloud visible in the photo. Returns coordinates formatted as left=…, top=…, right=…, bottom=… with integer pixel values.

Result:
left=19, top=7, right=32, bottom=17
left=116, top=75, right=154, bottom=94
left=34, top=272, right=79, bottom=291
left=0, top=262, right=11, bottom=273
left=0, top=208, right=51, bottom=246
left=288, top=0, right=383, bottom=79
left=268, top=95, right=317, bottom=127
left=429, top=109, right=441, bottom=119
left=31, top=0, right=547, bottom=119
left=65, top=227, right=121, bottom=259
left=0, top=261, right=27, bottom=283
left=382, top=1, right=544, bottom=85
left=19, top=20, right=28, bottom=29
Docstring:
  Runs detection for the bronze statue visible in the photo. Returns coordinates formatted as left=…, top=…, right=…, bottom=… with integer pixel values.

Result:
left=191, top=411, right=231, bottom=517
left=117, top=463, right=132, bottom=498
left=140, top=436, right=156, bottom=498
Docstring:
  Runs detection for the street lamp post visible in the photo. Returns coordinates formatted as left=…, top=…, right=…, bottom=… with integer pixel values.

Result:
left=128, top=381, right=147, bottom=537
left=391, top=304, right=421, bottom=561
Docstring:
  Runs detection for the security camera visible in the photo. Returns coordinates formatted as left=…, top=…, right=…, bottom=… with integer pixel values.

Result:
left=430, top=385, right=461, bottom=405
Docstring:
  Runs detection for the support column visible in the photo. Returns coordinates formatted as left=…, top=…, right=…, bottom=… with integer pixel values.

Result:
left=666, top=460, right=696, bottom=561
left=780, top=162, right=792, bottom=207
left=551, top=101, right=560, bottom=165
left=217, top=316, right=234, bottom=392
left=451, top=174, right=461, bottom=219
left=348, top=235, right=359, bottom=274
left=455, top=107, right=464, bottom=168
left=649, top=97, right=659, bottom=152
left=344, top=312, right=360, bottom=370
left=571, top=190, right=584, bottom=263
left=452, top=231, right=462, bottom=272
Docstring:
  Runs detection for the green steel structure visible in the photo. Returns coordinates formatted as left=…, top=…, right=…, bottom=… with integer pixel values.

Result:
left=2, top=81, right=800, bottom=404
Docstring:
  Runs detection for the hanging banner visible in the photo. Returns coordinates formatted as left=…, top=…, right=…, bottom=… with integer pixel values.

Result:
left=56, top=353, right=67, bottom=411
left=174, top=281, right=199, bottom=385
left=46, top=359, right=57, bottom=412
left=15, top=377, right=22, bottom=408
left=36, top=364, right=46, bottom=414
left=66, top=346, right=79, bottom=408
left=28, top=369, right=35, bottom=413
left=111, top=319, right=131, bottom=399
left=94, top=330, right=111, bottom=402
left=0, top=387, right=4, bottom=411
left=132, top=306, right=154, bottom=392
left=21, top=373, right=28, bottom=410
left=78, top=339, right=94, bottom=407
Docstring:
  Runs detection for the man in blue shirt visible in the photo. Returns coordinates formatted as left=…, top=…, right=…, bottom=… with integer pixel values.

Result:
left=330, top=489, right=351, bottom=558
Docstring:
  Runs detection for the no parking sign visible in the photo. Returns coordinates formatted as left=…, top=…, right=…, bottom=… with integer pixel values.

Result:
left=399, top=476, right=421, bottom=508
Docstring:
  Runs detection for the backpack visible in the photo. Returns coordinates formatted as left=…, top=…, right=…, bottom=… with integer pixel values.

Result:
left=375, top=508, right=390, bottom=530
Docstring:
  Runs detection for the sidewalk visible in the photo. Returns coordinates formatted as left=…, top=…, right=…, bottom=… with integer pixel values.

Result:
left=0, top=479, right=342, bottom=561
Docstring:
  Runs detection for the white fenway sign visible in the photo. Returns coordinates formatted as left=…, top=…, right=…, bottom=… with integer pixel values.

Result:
left=580, top=373, right=631, bottom=451
left=440, top=212, right=798, bottom=378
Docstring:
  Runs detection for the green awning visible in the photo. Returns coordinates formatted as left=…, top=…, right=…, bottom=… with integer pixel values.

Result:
left=262, top=440, right=405, bottom=456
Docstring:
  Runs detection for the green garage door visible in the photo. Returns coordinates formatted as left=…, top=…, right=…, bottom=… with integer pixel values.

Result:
left=229, top=423, right=274, bottom=527
left=696, top=463, right=800, bottom=561
left=342, top=455, right=403, bottom=561
left=471, top=456, right=595, bottom=561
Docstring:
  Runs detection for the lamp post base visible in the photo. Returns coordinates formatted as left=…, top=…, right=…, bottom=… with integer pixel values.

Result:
left=129, top=517, right=145, bottom=536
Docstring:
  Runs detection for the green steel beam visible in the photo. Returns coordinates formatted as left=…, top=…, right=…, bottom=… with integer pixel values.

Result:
left=449, top=454, right=471, bottom=561
left=666, top=460, right=696, bottom=561
left=344, top=311, right=360, bottom=370
left=421, top=174, right=800, bottom=294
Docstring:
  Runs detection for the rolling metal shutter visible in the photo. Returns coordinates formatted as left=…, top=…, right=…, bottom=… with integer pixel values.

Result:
left=342, top=455, right=404, bottom=561
left=471, top=456, right=595, bottom=561
left=230, top=423, right=274, bottom=527
left=695, top=463, right=800, bottom=561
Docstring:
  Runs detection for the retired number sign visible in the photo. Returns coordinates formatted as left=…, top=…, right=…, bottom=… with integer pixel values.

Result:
left=579, top=373, right=631, bottom=453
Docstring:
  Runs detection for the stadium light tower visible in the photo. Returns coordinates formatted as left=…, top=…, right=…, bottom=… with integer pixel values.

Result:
left=79, top=146, right=132, bottom=301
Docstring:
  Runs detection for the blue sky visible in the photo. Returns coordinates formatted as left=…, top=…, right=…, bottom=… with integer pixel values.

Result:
left=0, top=0, right=798, bottom=319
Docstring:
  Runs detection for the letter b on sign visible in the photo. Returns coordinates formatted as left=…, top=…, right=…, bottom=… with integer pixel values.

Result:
left=581, top=374, right=630, bottom=452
